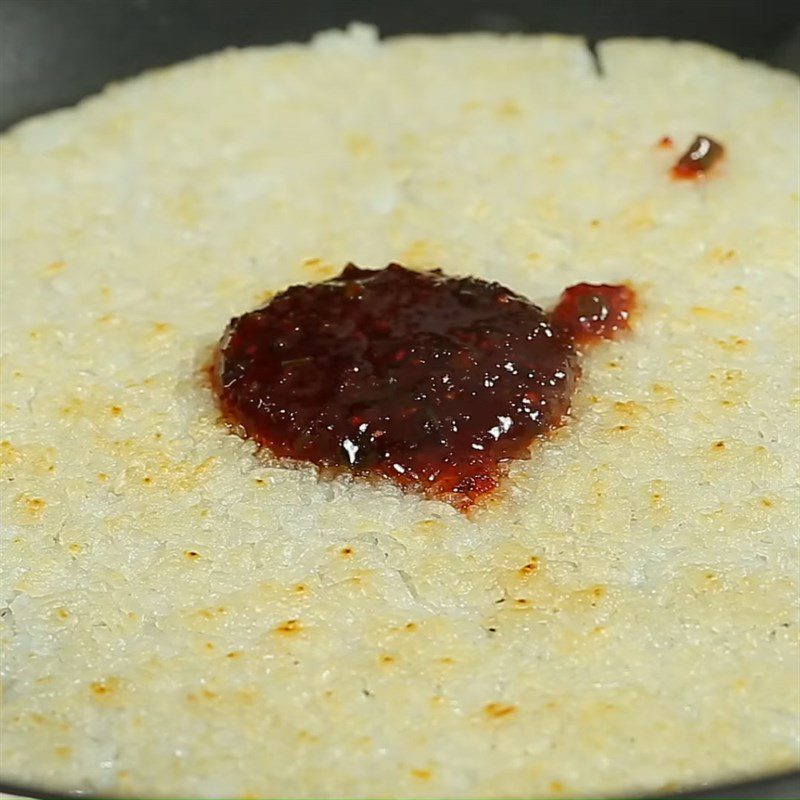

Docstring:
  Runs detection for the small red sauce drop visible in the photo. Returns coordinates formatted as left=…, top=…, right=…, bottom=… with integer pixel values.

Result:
left=657, top=136, right=674, bottom=149
left=214, top=265, right=634, bottom=509
left=550, top=283, right=635, bottom=345
left=671, top=134, right=725, bottom=179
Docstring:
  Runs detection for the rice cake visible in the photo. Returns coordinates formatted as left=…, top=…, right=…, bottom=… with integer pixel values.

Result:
left=1, top=25, right=799, bottom=798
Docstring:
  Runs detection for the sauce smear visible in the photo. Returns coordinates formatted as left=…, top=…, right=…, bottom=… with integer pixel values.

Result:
left=215, top=264, right=634, bottom=508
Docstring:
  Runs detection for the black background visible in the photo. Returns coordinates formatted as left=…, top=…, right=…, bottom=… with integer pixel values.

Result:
left=1, top=0, right=799, bottom=129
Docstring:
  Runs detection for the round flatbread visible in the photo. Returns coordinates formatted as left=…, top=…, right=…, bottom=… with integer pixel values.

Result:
left=1, top=25, right=798, bottom=798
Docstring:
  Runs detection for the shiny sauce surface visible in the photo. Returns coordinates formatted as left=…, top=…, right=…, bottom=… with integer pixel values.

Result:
left=215, top=264, right=634, bottom=508
left=671, top=134, right=725, bottom=179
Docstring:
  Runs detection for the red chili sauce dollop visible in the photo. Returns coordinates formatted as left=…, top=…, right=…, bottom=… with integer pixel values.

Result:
left=214, top=264, right=634, bottom=508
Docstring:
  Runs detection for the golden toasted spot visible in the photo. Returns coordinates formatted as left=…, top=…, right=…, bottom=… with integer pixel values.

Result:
left=708, top=246, right=738, bottom=263
left=340, top=547, right=353, bottom=557
left=254, top=289, right=275, bottom=303
left=405, top=622, right=418, bottom=632
left=59, top=397, right=83, bottom=417
left=614, top=400, right=643, bottom=417
left=275, top=619, right=302, bottom=635
left=401, top=239, right=441, bottom=268
left=54, top=746, right=71, bottom=758
left=691, top=305, right=730, bottom=320
left=55, top=608, right=69, bottom=620
left=43, top=260, right=66, bottom=276
left=614, top=424, right=630, bottom=432
left=346, top=134, right=375, bottom=157
left=199, top=606, right=227, bottom=620
left=109, top=405, right=123, bottom=417
left=514, top=598, right=530, bottom=606
left=705, top=572, right=716, bottom=580
left=411, top=769, right=433, bottom=780
left=254, top=477, right=266, bottom=485
left=439, top=657, right=455, bottom=665
left=301, top=257, right=337, bottom=279
left=226, top=651, right=242, bottom=659
left=294, top=583, right=307, bottom=593
left=90, top=677, right=120, bottom=698
left=712, top=440, right=726, bottom=451
left=591, top=585, right=605, bottom=600
left=28, top=329, right=41, bottom=340
left=0, top=440, right=21, bottom=467
left=519, top=557, right=540, bottom=577
left=169, top=189, right=202, bottom=226
left=16, top=494, right=45, bottom=521
left=184, top=550, right=200, bottom=559
left=68, top=543, right=81, bottom=554
left=589, top=219, right=601, bottom=227
left=205, top=642, right=215, bottom=650
left=497, top=100, right=521, bottom=118
left=484, top=702, right=517, bottom=719
left=96, top=472, right=109, bottom=482
left=550, top=780, right=565, bottom=794
left=97, top=312, right=116, bottom=324
left=724, top=369, right=742, bottom=384
left=760, top=497, right=774, bottom=508
left=715, top=336, right=749, bottom=352
left=591, top=625, right=606, bottom=636
left=152, top=322, right=172, bottom=334
left=379, top=654, right=396, bottom=664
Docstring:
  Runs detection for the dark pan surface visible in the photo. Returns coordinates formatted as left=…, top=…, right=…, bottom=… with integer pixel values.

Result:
left=0, top=1, right=798, bottom=798
left=1, top=0, right=799, bottom=130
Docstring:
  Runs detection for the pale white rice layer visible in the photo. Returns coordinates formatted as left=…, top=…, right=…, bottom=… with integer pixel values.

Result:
left=1, top=25, right=799, bottom=799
